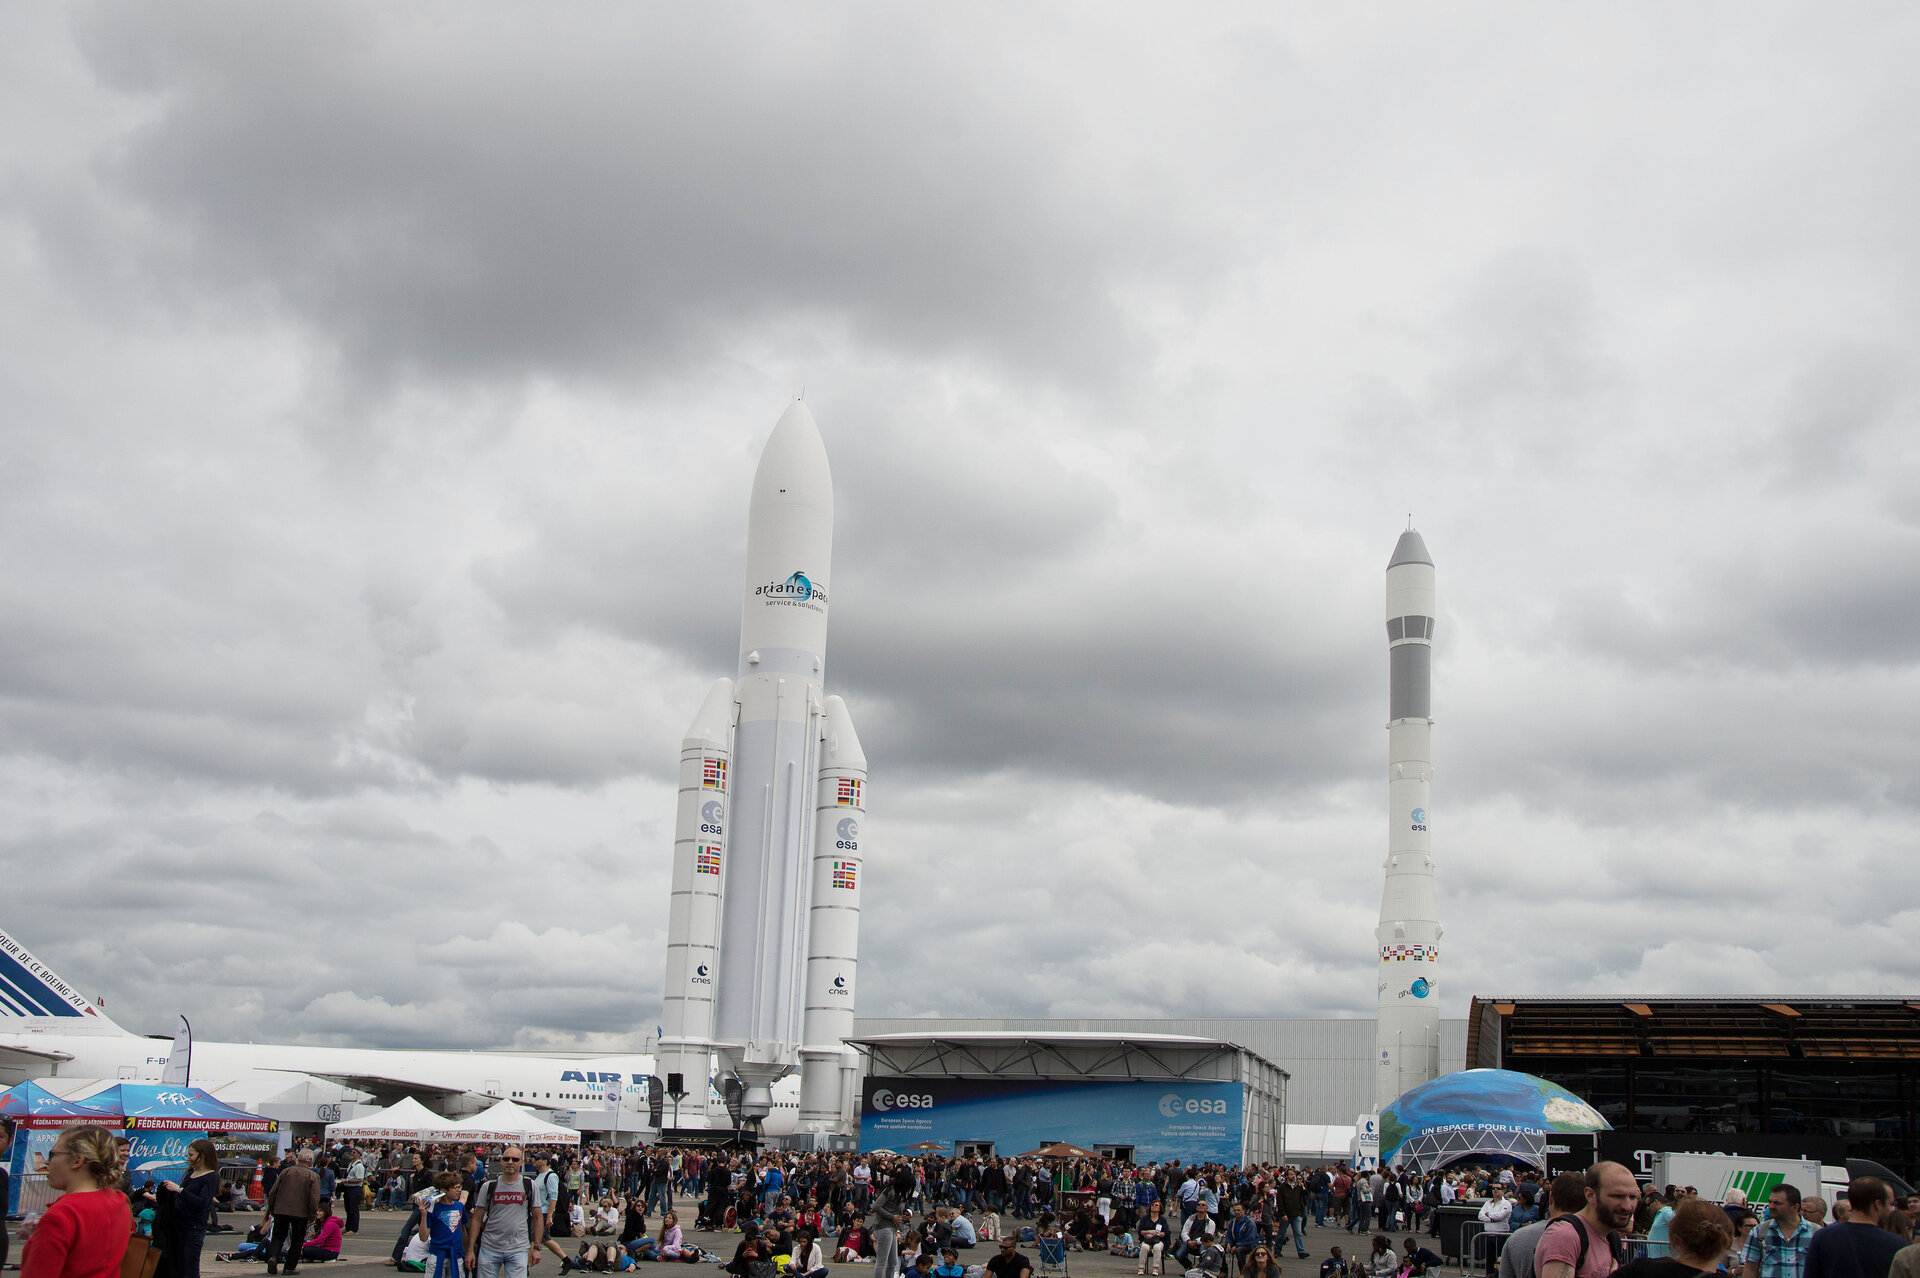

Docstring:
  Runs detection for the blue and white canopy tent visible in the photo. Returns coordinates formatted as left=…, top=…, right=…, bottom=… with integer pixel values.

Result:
left=1379, top=1068, right=1610, bottom=1170
left=75, top=1083, right=279, bottom=1187
left=1, top=1083, right=118, bottom=1213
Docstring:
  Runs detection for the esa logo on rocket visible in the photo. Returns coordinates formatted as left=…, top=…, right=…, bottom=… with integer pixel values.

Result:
left=701, top=801, right=724, bottom=835
left=836, top=817, right=859, bottom=850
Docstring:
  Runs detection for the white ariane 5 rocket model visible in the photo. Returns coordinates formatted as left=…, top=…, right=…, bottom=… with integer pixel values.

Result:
left=657, top=401, right=865, bottom=1134
left=1374, top=527, right=1442, bottom=1111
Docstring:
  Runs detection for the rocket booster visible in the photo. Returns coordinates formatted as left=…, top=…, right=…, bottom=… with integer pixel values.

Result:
left=800, top=694, right=865, bottom=1127
left=1374, top=528, right=1442, bottom=1111
left=657, top=677, right=734, bottom=1118
left=657, top=401, right=867, bottom=1131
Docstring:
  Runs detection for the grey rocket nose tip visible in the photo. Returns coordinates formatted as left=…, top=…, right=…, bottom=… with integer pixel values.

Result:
left=1388, top=529, right=1432, bottom=568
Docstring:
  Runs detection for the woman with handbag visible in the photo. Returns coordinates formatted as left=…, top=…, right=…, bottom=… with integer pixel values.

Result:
left=20, top=1125, right=134, bottom=1278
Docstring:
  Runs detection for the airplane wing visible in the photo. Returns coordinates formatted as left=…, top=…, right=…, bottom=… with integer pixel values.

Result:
left=262, top=1068, right=473, bottom=1107
left=261, top=1068, right=568, bottom=1114
left=0, top=1040, right=76, bottom=1064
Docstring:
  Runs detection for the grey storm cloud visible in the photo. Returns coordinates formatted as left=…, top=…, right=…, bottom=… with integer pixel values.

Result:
left=51, top=2, right=1202, bottom=394
left=1, top=4, right=1918, bottom=1050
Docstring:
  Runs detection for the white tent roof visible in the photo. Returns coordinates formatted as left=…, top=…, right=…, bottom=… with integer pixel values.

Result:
left=324, top=1096, right=461, bottom=1142
left=1283, top=1123, right=1357, bottom=1163
left=443, top=1098, right=580, bottom=1146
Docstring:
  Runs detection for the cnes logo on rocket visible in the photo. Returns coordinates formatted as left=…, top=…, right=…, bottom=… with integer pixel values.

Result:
left=1158, top=1093, right=1228, bottom=1118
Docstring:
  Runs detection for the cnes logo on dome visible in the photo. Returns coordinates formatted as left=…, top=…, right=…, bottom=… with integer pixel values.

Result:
left=1158, top=1093, right=1228, bottom=1118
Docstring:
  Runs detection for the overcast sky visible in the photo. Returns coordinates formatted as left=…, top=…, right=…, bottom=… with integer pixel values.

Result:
left=3, top=3, right=1917, bottom=1052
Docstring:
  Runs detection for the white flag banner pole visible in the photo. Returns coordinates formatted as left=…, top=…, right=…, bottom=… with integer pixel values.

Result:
left=161, top=1015, right=192, bottom=1086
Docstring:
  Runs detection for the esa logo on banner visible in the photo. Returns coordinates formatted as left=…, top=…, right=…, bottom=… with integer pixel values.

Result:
left=870, top=1089, right=933, bottom=1112
left=1158, top=1093, right=1228, bottom=1117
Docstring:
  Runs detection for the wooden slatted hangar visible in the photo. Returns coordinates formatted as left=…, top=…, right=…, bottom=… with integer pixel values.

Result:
left=1468, top=997, right=1920, bottom=1182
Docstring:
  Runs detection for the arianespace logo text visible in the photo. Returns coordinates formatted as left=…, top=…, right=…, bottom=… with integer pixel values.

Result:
left=756, top=571, right=828, bottom=608
left=870, top=1088, right=933, bottom=1111
left=1158, top=1093, right=1229, bottom=1118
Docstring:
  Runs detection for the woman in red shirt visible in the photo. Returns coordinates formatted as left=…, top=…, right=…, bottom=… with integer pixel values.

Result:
left=21, top=1124, right=133, bottom=1278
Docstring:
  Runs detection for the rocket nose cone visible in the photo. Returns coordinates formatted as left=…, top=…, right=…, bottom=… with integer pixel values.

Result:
left=821, top=695, right=868, bottom=770
left=1388, top=529, right=1432, bottom=568
left=684, top=678, right=737, bottom=748
left=752, top=400, right=832, bottom=509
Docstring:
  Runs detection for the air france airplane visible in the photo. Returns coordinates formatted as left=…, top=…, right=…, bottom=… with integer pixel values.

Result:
left=0, top=927, right=801, bottom=1134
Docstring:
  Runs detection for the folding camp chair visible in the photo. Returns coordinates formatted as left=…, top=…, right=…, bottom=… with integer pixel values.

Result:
left=1037, top=1235, right=1070, bottom=1278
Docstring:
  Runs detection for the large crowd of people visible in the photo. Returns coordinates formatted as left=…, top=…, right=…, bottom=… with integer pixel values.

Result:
left=6, top=1118, right=1920, bottom=1278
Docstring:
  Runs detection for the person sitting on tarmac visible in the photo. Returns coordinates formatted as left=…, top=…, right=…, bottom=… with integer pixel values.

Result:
left=835, top=1221, right=874, bottom=1263
left=723, top=1234, right=765, bottom=1278
left=654, top=1211, right=700, bottom=1264
left=1401, top=1238, right=1444, bottom=1276
left=579, top=1239, right=647, bottom=1273
left=783, top=1229, right=828, bottom=1278
left=300, top=1200, right=344, bottom=1264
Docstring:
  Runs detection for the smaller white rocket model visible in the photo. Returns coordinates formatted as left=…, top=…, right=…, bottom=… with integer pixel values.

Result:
left=657, top=401, right=865, bottom=1135
left=1374, top=527, right=1443, bottom=1111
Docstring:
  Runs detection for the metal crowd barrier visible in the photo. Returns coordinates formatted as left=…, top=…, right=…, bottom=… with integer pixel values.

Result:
left=13, top=1172, right=58, bottom=1218
left=1458, top=1225, right=1653, bottom=1275
left=1462, top=1226, right=1509, bottom=1276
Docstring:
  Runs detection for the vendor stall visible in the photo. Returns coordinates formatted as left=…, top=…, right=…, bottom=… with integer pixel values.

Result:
left=324, top=1095, right=461, bottom=1143
left=443, top=1098, right=580, bottom=1146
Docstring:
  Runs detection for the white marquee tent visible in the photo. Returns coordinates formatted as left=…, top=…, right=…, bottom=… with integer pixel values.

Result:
left=324, top=1096, right=461, bottom=1142
left=444, top=1099, right=580, bottom=1147
left=1283, top=1123, right=1358, bottom=1164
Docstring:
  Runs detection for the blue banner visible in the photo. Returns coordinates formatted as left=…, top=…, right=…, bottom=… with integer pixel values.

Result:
left=125, top=1129, right=203, bottom=1188
left=861, top=1077, right=1241, bottom=1166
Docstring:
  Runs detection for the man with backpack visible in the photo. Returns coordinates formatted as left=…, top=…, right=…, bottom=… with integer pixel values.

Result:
left=464, top=1146, right=545, bottom=1278
left=1535, top=1164, right=1640, bottom=1278
left=534, top=1153, right=571, bottom=1270
left=1498, top=1173, right=1586, bottom=1278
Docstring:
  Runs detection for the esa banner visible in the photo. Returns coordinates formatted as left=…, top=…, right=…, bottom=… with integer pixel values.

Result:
left=860, top=1076, right=1241, bottom=1165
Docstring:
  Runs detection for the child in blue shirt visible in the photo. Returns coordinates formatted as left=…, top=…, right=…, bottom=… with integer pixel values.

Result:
left=418, top=1171, right=469, bottom=1278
